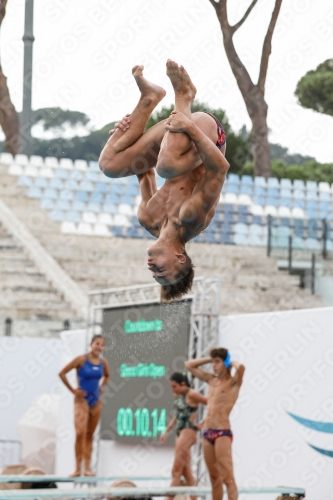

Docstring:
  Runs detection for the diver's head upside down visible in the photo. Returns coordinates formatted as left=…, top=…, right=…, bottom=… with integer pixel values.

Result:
left=147, top=238, right=194, bottom=302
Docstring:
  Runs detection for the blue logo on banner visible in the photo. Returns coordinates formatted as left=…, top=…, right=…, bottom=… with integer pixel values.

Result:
left=288, top=411, right=333, bottom=458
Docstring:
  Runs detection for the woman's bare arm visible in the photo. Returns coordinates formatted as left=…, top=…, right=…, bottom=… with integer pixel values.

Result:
left=58, top=355, right=86, bottom=395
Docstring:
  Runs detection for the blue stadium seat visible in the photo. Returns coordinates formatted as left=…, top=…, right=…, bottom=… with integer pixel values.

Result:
left=280, top=178, right=292, bottom=188
left=292, top=199, right=305, bottom=209
left=320, top=209, right=330, bottom=218
left=120, top=195, right=134, bottom=205
left=66, top=211, right=81, bottom=223
left=56, top=169, right=68, bottom=179
left=294, top=226, right=304, bottom=238
left=112, top=184, right=124, bottom=195
left=80, top=181, right=94, bottom=192
left=306, top=200, right=317, bottom=210
left=18, top=176, right=34, bottom=187
left=279, top=198, right=292, bottom=208
left=69, top=170, right=83, bottom=181
left=234, top=233, right=247, bottom=245
left=228, top=174, right=240, bottom=184
left=91, top=192, right=104, bottom=203
left=293, top=189, right=305, bottom=200
left=60, top=190, right=74, bottom=201
left=223, top=212, right=234, bottom=222
left=76, top=191, right=89, bottom=202
left=276, top=226, right=290, bottom=238
left=272, top=236, right=288, bottom=249
left=254, top=186, right=266, bottom=197
left=65, top=180, right=80, bottom=191
left=203, top=232, right=217, bottom=244
left=280, top=188, right=292, bottom=198
left=225, top=184, right=239, bottom=194
left=72, top=201, right=86, bottom=212
left=238, top=205, right=250, bottom=214
left=234, top=223, right=248, bottom=234
left=222, top=204, right=236, bottom=213
left=35, top=177, right=48, bottom=188
left=95, top=182, right=108, bottom=193
left=293, top=236, right=306, bottom=250
left=254, top=176, right=266, bottom=187
left=41, top=199, right=54, bottom=210
left=127, top=227, right=140, bottom=238
left=103, top=203, right=117, bottom=214
left=253, top=196, right=265, bottom=206
left=241, top=175, right=253, bottom=185
left=49, top=178, right=63, bottom=189
left=105, top=193, right=119, bottom=204
left=267, top=188, right=279, bottom=198
left=252, top=215, right=265, bottom=225
left=306, top=209, right=317, bottom=219
left=306, top=180, right=317, bottom=191
left=217, top=233, right=234, bottom=245
left=130, top=216, right=141, bottom=227
left=56, top=200, right=71, bottom=211
left=44, top=188, right=58, bottom=200
left=239, top=185, right=252, bottom=195
left=306, top=191, right=317, bottom=201
left=267, top=198, right=278, bottom=207
left=280, top=218, right=291, bottom=227
left=50, top=210, right=64, bottom=222
left=294, top=180, right=305, bottom=190
left=87, top=202, right=101, bottom=213
left=237, top=213, right=249, bottom=224
left=89, top=161, right=100, bottom=171
left=306, top=238, right=321, bottom=250
left=319, top=192, right=330, bottom=201
left=86, top=172, right=99, bottom=182
left=267, top=178, right=279, bottom=188
left=127, top=185, right=139, bottom=196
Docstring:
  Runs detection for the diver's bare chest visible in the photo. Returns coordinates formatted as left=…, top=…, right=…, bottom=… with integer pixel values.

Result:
left=147, top=183, right=192, bottom=216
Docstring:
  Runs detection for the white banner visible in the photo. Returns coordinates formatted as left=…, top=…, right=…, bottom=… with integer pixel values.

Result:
left=219, top=306, right=333, bottom=500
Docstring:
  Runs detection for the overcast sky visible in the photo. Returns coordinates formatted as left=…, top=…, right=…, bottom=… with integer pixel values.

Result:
left=2, top=0, right=333, bottom=162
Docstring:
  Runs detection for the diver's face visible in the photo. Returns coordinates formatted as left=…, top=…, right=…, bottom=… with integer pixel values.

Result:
left=147, top=246, right=184, bottom=285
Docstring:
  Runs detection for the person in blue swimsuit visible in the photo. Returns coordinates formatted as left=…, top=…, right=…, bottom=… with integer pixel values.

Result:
left=160, top=372, right=207, bottom=500
left=59, top=334, right=110, bottom=477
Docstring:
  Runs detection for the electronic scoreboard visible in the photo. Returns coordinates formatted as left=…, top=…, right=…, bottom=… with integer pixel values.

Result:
left=100, top=300, right=191, bottom=444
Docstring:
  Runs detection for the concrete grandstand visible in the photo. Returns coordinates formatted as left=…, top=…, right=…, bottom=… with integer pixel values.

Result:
left=0, top=152, right=328, bottom=338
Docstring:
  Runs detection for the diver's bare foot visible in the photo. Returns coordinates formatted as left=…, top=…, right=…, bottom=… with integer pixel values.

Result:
left=166, top=59, right=196, bottom=102
left=83, top=469, right=96, bottom=477
left=132, top=65, right=166, bottom=106
left=69, top=470, right=81, bottom=477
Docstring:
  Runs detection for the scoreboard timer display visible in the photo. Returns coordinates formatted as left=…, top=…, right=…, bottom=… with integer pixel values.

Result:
left=100, top=301, right=191, bottom=444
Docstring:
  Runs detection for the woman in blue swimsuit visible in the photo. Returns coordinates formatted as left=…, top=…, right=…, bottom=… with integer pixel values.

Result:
left=59, top=334, right=110, bottom=477
left=160, top=372, right=207, bottom=500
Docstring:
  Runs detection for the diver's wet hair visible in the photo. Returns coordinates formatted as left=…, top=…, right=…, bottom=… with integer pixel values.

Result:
left=160, top=252, right=194, bottom=302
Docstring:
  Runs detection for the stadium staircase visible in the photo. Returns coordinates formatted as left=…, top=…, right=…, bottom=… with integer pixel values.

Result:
left=0, top=153, right=324, bottom=336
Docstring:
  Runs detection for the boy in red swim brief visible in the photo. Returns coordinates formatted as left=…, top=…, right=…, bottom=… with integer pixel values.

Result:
left=185, top=348, right=245, bottom=500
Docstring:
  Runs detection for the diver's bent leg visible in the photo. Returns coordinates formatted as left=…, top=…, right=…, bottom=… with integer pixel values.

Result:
left=99, top=65, right=166, bottom=177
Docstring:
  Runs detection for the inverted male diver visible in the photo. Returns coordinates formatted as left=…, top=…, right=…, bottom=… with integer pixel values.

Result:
left=99, top=60, right=229, bottom=301
left=185, top=348, right=245, bottom=500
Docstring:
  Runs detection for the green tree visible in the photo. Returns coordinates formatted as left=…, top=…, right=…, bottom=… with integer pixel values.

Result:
left=295, top=59, right=333, bottom=116
left=146, top=100, right=252, bottom=174
left=30, top=107, right=90, bottom=134
left=241, top=159, right=333, bottom=184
